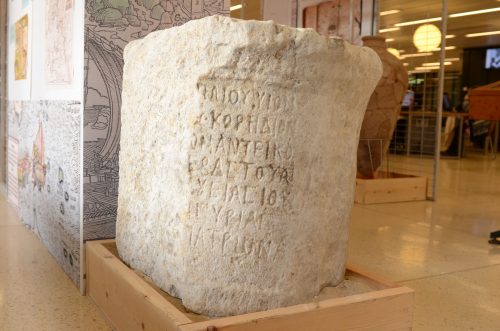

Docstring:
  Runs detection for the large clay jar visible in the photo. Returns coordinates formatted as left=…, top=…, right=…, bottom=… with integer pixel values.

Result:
left=357, top=36, right=408, bottom=178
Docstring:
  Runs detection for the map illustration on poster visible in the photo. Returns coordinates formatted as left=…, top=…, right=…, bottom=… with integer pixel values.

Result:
left=15, top=14, right=28, bottom=80
left=7, top=137, right=19, bottom=206
left=12, top=101, right=82, bottom=286
left=45, top=0, right=74, bottom=85
left=83, top=0, right=229, bottom=241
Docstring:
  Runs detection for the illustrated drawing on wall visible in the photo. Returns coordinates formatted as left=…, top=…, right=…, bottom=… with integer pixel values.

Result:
left=13, top=101, right=82, bottom=286
left=45, top=0, right=74, bottom=85
left=83, top=0, right=229, bottom=241
left=18, top=153, right=31, bottom=190
left=32, top=120, right=47, bottom=191
left=8, top=137, right=19, bottom=206
left=15, top=14, right=28, bottom=80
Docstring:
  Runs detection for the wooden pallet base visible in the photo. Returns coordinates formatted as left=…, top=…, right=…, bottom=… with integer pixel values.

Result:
left=86, top=240, right=414, bottom=331
left=355, top=172, right=428, bottom=204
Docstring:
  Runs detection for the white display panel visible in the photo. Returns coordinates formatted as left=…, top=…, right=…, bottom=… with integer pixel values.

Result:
left=485, top=48, right=500, bottom=69
left=30, top=0, right=85, bottom=101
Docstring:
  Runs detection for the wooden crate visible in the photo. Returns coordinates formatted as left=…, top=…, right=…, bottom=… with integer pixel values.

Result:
left=469, top=81, right=500, bottom=121
left=86, top=240, right=414, bottom=331
left=355, top=172, right=428, bottom=204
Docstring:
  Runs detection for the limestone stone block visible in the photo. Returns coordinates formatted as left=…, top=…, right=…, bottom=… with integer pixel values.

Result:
left=357, top=36, right=408, bottom=178
left=116, top=16, right=382, bottom=317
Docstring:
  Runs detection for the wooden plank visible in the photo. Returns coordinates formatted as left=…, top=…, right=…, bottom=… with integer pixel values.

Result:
left=355, top=175, right=427, bottom=204
left=87, top=240, right=414, bottom=331
left=346, top=264, right=397, bottom=289
left=355, top=179, right=367, bottom=204
left=470, top=96, right=500, bottom=121
left=180, top=287, right=414, bottom=331
left=469, top=81, right=500, bottom=97
left=86, top=240, right=192, bottom=331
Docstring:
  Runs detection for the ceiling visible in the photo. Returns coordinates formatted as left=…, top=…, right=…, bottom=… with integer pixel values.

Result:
left=228, top=0, right=499, bottom=73
left=379, top=0, right=500, bottom=73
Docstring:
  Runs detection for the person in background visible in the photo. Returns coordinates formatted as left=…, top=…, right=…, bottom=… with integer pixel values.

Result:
left=401, top=88, right=414, bottom=112
left=462, top=87, right=470, bottom=113
left=443, top=92, right=452, bottom=112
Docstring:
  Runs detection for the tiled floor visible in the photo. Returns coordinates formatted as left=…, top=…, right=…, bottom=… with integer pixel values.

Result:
left=349, top=153, right=500, bottom=330
left=0, top=153, right=499, bottom=330
left=0, top=197, right=111, bottom=330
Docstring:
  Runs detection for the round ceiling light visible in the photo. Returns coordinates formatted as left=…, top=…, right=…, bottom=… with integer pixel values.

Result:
left=387, top=48, right=401, bottom=58
left=413, top=24, right=442, bottom=52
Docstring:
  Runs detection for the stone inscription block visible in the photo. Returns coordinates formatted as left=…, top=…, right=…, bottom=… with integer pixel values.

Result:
left=116, top=16, right=382, bottom=317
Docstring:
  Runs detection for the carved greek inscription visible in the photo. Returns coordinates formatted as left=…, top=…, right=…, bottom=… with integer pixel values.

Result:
left=190, top=178, right=293, bottom=209
left=195, top=112, right=296, bottom=138
left=190, top=133, right=294, bottom=163
left=187, top=224, right=281, bottom=261
left=188, top=79, right=295, bottom=261
left=197, top=82, right=293, bottom=113
left=190, top=202, right=265, bottom=231
left=189, top=158, right=294, bottom=184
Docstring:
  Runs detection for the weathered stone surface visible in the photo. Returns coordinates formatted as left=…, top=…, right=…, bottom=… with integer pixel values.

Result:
left=357, top=36, right=408, bottom=178
left=116, top=16, right=381, bottom=317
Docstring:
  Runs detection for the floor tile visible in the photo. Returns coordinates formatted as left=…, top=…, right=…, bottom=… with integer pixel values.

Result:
left=348, top=214, right=500, bottom=282
left=0, top=197, right=21, bottom=227
left=0, top=224, right=111, bottom=331
left=400, top=265, right=500, bottom=331
left=1, top=153, right=499, bottom=330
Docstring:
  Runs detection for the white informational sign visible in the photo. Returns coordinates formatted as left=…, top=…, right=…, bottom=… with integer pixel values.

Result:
left=45, top=0, right=74, bottom=86
left=7, top=136, right=19, bottom=207
left=485, top=48, right=500, bottom=69
left=30, top=0, right=84, bottom=101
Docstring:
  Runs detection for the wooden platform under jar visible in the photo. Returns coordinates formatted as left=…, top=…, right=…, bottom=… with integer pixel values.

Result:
left=355, top=172, right=428, bottom=204
left=86, top=240, right=414, bottom=331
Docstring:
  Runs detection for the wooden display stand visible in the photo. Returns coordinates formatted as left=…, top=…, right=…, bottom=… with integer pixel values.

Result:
left=469, top=81, right=500, bottom=121
left=86, top=240, right=414, bottom=331
left=355, top=172, right=428, bottom=204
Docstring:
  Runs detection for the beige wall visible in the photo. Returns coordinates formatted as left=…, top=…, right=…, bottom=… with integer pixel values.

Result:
left=262, top=0, right=295, bottom=25
left=231, top=0, right=262, bottom=20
